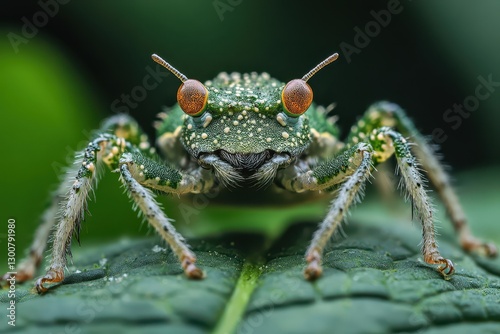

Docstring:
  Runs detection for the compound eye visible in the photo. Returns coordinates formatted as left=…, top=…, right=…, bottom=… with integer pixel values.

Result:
left=177, top=79, right=208, bottom=116
left=281, top=79, right=313, bottom=116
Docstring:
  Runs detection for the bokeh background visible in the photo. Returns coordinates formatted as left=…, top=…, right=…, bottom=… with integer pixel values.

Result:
left=1, top=0, right=500, bottom=264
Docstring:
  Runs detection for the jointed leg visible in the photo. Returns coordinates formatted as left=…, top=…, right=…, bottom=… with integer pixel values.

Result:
left=34, top=115, right=154, bottom=292
left=0, top=115, right=149, bottom=288
left=277, top=143, right=374, bottom=279
left=353, top=102, right=496, bottom=257
left=367, top=127, right=454, bottom=277
left=281, top=125, right=455, bottom=279
left=119, top=152, right=216, bottom=279
left=35, top=134, right=124, bottom=293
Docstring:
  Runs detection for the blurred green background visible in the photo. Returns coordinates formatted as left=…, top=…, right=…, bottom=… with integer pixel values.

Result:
left=1, top=0, right=500, bottom=267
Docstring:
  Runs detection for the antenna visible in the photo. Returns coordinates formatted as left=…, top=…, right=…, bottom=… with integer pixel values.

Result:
left=151, top=54, right=188, bottom=83
left=301, top=53, right=339, bottom=82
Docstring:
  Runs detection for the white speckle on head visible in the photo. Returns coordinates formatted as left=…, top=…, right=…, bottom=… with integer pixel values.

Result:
left=224, top=127, right=230, bottom=134
left=242, top=110, right=247, bottom=116
left=203, top=114, right=213, bottom=128
left=237, top=115, right=243, bottom=120
left=191, top=143, right=196, bottom=149
left=219, top=101, right=224, bottom=106
left=155, top=177, right=160, bottom=181
left=377, top=133, right=385, bottom=141
left=276, top=114, right=287, bottom=127
left=140, top=165, right=145, bottom=170
left=213, top=139, right=218, bottom=144
left=266, top=137, right=272, bottom=142
left=201, top=133, right=208, bottom=139
left=282, top=132, right=289, bottom=139
left=257, top=128, right=262, bottom=132
left=254, top=107, right=259, bottom=112
left=233, top=121, right=239, bottom=126
left=139, top=172, right=144, bottom=177
left=187, top=124, right=193, bottom=130
left=296, top=132, right=301, bottom=137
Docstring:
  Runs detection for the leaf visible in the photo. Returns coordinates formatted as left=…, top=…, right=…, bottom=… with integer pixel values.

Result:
left=2, top=169, right=500, bottom=334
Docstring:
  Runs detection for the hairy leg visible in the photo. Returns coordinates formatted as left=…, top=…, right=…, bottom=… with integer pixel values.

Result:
left=277, top=143, right=374, bottom=279
left=119, top=151, right=216, bottom=279
left=280, top=124, right=455, bottom=279
left=351, top=101, right=496, bottom=257
left=33, top=114, right=156, bottom=292
left=0, top=115, right=149, bottom=288
left=35, top=134, right=127, bottom=293
left=367, top=127, right=454, bottom=277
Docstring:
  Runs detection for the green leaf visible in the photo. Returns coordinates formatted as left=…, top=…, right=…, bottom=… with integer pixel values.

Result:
left=2, top=169, right=500, bottom=334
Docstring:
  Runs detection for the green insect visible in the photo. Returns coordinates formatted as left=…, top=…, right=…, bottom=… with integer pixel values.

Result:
left=5, top=52, right=497, bottom=293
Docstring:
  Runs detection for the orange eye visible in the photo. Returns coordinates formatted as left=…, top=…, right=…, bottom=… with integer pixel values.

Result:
left=281, top=79, right=313, bottom=116
left=177, top=79, right=208, bottom=116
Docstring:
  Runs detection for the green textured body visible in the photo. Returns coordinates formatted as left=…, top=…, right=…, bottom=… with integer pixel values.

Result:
left=156, top=72, right=340, bottom=160
left=155, top=72, right=342, bottom=206
left=19, top=54, right=495, bottom=295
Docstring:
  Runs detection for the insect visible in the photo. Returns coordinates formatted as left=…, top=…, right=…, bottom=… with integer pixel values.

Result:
left=3, top=52, right=497, bottom=293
